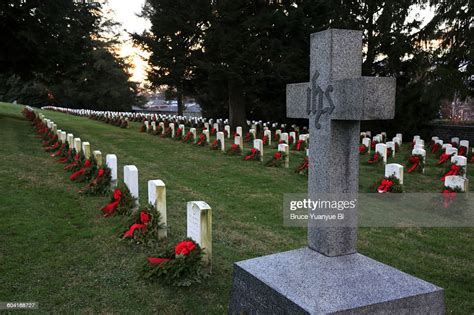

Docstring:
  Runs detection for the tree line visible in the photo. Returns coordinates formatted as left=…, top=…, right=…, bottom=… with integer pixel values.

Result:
left=133, top=0, right=471, bottom=134
left=0, top=0, right=141, bottom=111
left=1, top=0, right=471, bottom=135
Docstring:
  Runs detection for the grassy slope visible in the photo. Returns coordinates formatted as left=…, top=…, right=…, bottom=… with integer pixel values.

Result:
left=0, top=102, right=472, bottom=314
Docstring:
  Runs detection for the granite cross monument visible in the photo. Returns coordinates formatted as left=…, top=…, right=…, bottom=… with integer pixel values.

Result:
left=229, top=29, right=444, bottom=314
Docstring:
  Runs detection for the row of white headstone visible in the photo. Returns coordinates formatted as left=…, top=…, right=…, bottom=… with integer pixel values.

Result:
left=42, top=105, right=305, bottom=136
left=379, top=133, right=470, bottom=192
left=414, top=135, right=470, bottom=192
left=361, top=132, right=403, bottom=163
left=39, top=112, right=213, bottom=263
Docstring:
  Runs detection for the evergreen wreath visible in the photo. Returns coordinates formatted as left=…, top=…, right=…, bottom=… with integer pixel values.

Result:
left=142, top=239, right=205, bottom=287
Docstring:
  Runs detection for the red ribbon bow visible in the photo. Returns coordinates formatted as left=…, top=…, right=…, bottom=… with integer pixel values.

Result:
left=440, top=164, right=460, bottom=181
left=101, top=189, right=122, bottom=217
left=296, top=157, right=309, bottom=172
left=69, top=159, right=92, bottom=181
left=244, top=148, right=258, bottom=160
left=368, top=153, right=379, bottom=164
left=407, top=156, right=421, bottom=173
left=296, top=140, right=304, bottom=151
left=51, top=143, right=65, bottom=157
left=436, top=153, right=451, bottom=165
left=123, top=211, right=151, bottom=238
left=377, top=179, right=394, bottom=193
left=175, top=241, right=196, bottom=256
left=274, top=152, right=282, bottom=160
left=359, top=145, right=366, bottom=153
left=64, top=154, right=80, bottom=170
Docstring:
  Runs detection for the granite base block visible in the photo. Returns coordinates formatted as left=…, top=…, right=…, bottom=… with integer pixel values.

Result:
left=228, top=248, right=444, bottom=314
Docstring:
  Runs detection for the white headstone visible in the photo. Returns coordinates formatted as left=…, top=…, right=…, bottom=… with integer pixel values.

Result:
left=386, top=141, right=395, bottom=157
left=385, top=163, right=404, bottom=184
left=253, top=139, right=263, bottom=161
left=217, top=131, right=225, bottom=151
left=190, top=128, right=197, bottom=143
left=375, top=143, right=388, bottom=163
left=106, top=154, right=118, bottom=184
left=289, top=131, right=296, bottom=144
left=60, top=131, right=67, bottom=144
left=236, top=126, right=243, bottom=137
left=203, top=129, right=210, bottom=143
left=73, top=138, right=81, bottom=153
left=446, top=147, right=458, bottom=156
left=278, top=143, right=289, bottom=168
left=444, top=175, right=468, bottom=192
left=414, top=144, right=424, bottom=150
left=451, top=155, right=468, bottom=178
left=67, top=133, right=74, bottom=147
left=362, top=138, right=371, bottom=152
left=442, top=143, right=452, bottom=151
left=169, top=123, right=175, bottom=138
left=148, top=179, right=167, bottom=239
left=82, top=142, right=91, bottom=159
left=264, top=130, right=272, bottom=145
left=412, top=148, right=426, bottom=158
left=392, top=137, right=401, bottom=146
left=124, top=165, right=139, bottom=200
left=451, top=137, right=459, bottom=145
left=225, top=125, right=231, bottom=138
left=187, top=201, right=212, bottom=264
left=280, top=132, right=289, bottom=144
left=460, top=140, right=469, bottom=149
left=93, top=150, right=102, bottom=167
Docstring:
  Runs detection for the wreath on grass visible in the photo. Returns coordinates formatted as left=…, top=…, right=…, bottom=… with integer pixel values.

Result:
left=80, top=166, right=112, bottom=196
left=182, top=131, right=194, bottom=143
left=210, top=139, right=221, bottom=150
left=67, top=152, right=86, bottom=173
left=406, top=154, right=424, bottom=173
left=142, top=239, right=205, bottom=287
left=367, top=152, right=381, bottom=164
left=161, top=127, right=172, bottom=138
left=295, top=139, right=306, bottom=151
left=359, top=144, right=368, bottom=155
left=431, top=143, right=442, bottom=156
left=244, top=132, right=254, bottom=143
left=63, top=149, right=79, bottom=169
left=122, top=204, right=166, bottom=246
left=243, top=148, right=260, bottom=161
left=70, top=155, right=97, bottom=182
left=196, top=133, right=207, bottom=146
left=374, top=175, right=403, bottom=193
left=226, top=144, right=241, bottom=155
left=140, top=122, right=147, bottom=132
left=265, top=151, right=285, bottom=167
left=436, top=152, right=454, bottom=165
left=295, top=157, right=309, bottom=175
left=100, top=182, right=137, bottom=217
left=175, top=128, right=183, bottom=140
left=440, top=162, right=465, bottom=181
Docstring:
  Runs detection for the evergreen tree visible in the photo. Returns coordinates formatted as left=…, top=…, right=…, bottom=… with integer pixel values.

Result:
left=133, top=0, right=211, bottom=115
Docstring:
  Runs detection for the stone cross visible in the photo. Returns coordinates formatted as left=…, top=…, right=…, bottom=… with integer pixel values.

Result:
left=286, top=29, right=395, bottom=256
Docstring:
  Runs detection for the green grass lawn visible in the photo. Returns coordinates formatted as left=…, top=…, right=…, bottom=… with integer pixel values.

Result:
left=0, top=102, right=473, bottom=314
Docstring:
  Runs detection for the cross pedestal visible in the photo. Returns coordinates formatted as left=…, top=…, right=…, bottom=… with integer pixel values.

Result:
left=229, top=29, right=444, bottom=314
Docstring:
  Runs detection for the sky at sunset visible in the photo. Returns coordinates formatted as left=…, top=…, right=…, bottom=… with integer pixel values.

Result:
left=104, top=1, right=435, bottom=87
